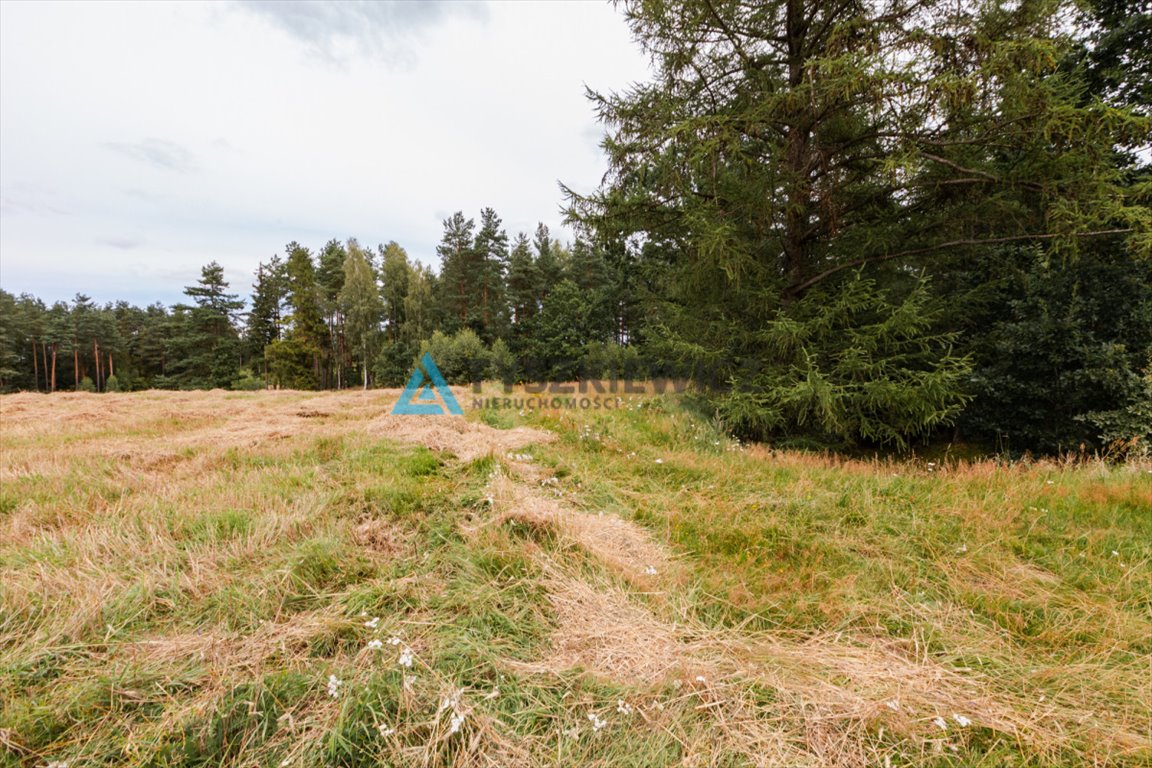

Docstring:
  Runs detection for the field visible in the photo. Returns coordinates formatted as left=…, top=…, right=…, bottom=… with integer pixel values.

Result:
left=1, top=388, right=1149, bottom=767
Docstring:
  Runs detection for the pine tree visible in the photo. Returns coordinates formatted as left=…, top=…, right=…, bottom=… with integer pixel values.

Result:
left=435, top=212, right=476, bottom=335
left=169, top=262, right=244, bottom=389
left=0, top=290, right=23, bottom=390
left=472, top=207, right=510, bottom=342
left=317, top=239, right=349, bottom=388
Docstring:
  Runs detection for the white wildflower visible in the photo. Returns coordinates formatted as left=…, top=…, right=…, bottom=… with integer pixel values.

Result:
left=644, top=565, right=658, bottom=576
left=327, top=674, right=342, bottom=698
left=694, top=675, right=706, bottom=683
left=654, top=458, right=664, bottom=464
left=885, top=700, right=900, bottom=711
left=366, top=639, right=383, bottom=651
left=387, top=636, right=402, bottom=646
left=932, top=716, right=948, bottom=730
left=365, top=616, right=380, bottom=630
left=1046, top=480, right=1054, bottom=485
left=398, top=648, right=414, bottom=668
left=447, top=712, right=466, bottom=735
left=1111, top=550, right=1120, bottom=556
left=956, top=544, right=968, bottom=553
left=616, top=699, right=634, bottom=715
left=377, top=723, right=395, bottom=737
left=587, top=712, right=608, bottom=732
left=953, top=714, right=972, bottom=727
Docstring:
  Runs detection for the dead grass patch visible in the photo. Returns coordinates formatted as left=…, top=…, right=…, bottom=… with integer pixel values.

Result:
left=484, top=474, right=672, bottom=583
left=508, top=569, right=682, bottom=686
left=371, top=415, right=553, bottom=462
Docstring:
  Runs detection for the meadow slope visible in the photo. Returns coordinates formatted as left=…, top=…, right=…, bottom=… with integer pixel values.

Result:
left=1, top=388, right=1149, bottom=767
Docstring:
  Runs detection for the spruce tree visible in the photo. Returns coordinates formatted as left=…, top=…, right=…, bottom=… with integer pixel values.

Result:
left=506, top=232, right=540, bottom=328
left=567, top=0, right=1149, bottom=447
left=246, top=255, right=288, bottom=378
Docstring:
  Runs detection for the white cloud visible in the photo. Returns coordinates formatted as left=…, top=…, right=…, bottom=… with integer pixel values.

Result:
left=0, top=0, right=649, bottom=305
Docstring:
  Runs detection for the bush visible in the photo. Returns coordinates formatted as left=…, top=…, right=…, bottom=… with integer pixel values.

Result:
left=229, top=368, right=264, bottom=391
left=580, top=341, right=645, bottom=380
left=489, top=338, right=518, bottom=385
left=418, top=329, right=491, bottom=385
left=104, top=374, right=122, bottom=392
left=77, top=376, right=96, bottom=392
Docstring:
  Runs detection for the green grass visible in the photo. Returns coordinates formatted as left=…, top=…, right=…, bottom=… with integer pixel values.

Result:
left=0, top=389, right=1148, bottom=767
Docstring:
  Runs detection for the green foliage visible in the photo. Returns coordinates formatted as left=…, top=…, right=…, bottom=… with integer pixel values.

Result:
left=104, top=374, right=121, bottom=393
left=373, top=339, right=419, bottom=387
left=229, top=367, right=264, bottom=391
left=580, top=341, right=644, bottom=379
left=489, top=337, right=517, bottom=385
left=271, top=242, right=326, bottom=390
left=716, top=275, right=971, bottom=449
left=246, top=255, right=288, bottom=377
left=420, top=329, right=490, bottom=385
left=77, top=375, right=96, bottom=392
left=340, top=244, right=382, bottom=389
left=949, top=245, right=1152, bottom=453
left=265, top=337, right=317, bottom=390
left=168, top=261, right=244, bottom=389
left=566, top=0, right=1150, bottom=449
left=521, top=279, right=597, bottom=381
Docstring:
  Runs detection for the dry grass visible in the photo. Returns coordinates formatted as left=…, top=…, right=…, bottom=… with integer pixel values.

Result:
left=1, top=389, right=1148, bottom=767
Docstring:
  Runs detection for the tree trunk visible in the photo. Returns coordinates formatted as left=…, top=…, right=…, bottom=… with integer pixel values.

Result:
left=32, top=340, right=39, bottom=392
left=41, top=341, right=49, bottom=391
left=94, top=340, right=102, bottom=391
left=51, top=344, right=57, bottom=392
left=73, top=346, right=79, bottom=388
left=109, top=353, right=114, bottom=378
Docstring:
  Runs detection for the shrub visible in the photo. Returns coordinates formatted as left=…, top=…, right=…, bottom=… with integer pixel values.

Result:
left=490, top=338, right=518, bottom=385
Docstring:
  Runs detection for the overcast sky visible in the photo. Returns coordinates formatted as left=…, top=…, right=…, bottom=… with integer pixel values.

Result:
left=0, top=0, right=650, bottom=306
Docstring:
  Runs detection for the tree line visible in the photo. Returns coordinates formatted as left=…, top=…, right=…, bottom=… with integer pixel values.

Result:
left=0, top=216, right=641, bottom=395
left=1, top=0, right=1149, bottom=455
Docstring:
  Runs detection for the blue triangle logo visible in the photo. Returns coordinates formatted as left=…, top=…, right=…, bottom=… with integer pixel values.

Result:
left=392, top=353, right=464, bottom=416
